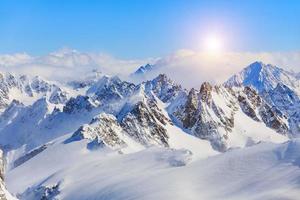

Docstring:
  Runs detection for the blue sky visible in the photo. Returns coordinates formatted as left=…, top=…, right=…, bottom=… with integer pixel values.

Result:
left=1, top=0, right=299, bottom=58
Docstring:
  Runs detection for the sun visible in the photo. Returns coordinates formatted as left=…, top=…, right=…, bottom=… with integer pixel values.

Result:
left=204, top=35, right=223, bottom=53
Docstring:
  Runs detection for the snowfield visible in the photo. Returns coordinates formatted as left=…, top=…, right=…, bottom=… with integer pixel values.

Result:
left=6, top=136, right=300, bottom=200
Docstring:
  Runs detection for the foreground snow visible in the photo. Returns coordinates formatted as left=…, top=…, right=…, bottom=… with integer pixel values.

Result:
left=6, top=136, right=300, bottom=200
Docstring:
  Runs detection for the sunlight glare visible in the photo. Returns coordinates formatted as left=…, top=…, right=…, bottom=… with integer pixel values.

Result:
left=204, top=34, right=223, bottom=53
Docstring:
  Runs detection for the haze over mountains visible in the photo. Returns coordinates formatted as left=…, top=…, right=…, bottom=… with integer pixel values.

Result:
left=0, top=52, right=298, bottom=200
left=1, top=48, right=299, bottom=87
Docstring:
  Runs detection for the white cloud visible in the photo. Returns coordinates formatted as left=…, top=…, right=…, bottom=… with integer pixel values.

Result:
left=0, top=48, right=298, bottom=88
left=147, top=50, right=300, bottom=88
left=0, top=48, right=154, bottom=82
left=0, top=53, right=33, bottom=66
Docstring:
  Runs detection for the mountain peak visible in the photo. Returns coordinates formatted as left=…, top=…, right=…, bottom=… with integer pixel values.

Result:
left=245, top=61, right=285, bottom=75
left=134, top=63, right=154, bottom=75
left=246, top=61, right=264, bottom=70
left=144, top=73, right=182, bottom=102
left=153, top=73, right=168, bottom=82
left=225, top=61, right=299, bottom=93
left=130, top=63, right=157, bottom=79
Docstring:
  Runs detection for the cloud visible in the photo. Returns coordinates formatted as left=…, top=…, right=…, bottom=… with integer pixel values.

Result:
left=0, top=48, right=298, bottom=88
left=145, top=50, right=300, bottom=88
left=0, top=53, right=33, bottom=66
left=0, top=48, right=154, bottom=82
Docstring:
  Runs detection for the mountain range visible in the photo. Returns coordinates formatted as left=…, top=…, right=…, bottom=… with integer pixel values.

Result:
left=0, top=61, right=299, bottom=200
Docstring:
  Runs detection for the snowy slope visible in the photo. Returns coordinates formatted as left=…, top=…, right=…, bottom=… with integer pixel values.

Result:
left=6, top=135, right=300, bottom=200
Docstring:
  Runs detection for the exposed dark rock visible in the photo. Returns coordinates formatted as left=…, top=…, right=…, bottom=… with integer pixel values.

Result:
left=238, top=94, right=260, bottom=121
left=145, top=74, right=182, bottom=103
left=121, top=101, right=169, bottom=147
left=91, top=76, right=135, bottom=102
left=68, top=113, right=127, bottom=149
left=0, top=149, right=15, bottom=200
left=259, top=104, right=289, bottom=135
left=63, top=95, right=95, bottom=114
left=13, top=144, right=49, bottom=168
left=199, top=82, right=213, bottom=103
left=19, top=183, right=60, bottom=200
left=182, top=88, right=198, bottom=128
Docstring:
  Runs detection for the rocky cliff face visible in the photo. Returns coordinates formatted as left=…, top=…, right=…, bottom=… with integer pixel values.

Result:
left=181, top=88, right=198, bottom=129
left=67, top=113, right=127, bottom=150
left=0, top=149, right=16, bottom=200
left=225, top=61, right=300, bottom=136
left=66, top=75, right=177, bottom=150
left=238, top=86, right=289, bottom=135
left=171, top=83, right=235, bottom=151
left=87, top=76, right=136, bottom=103
left=120, top=100, right=170, bottom=147
left=170, top=81, right=289, bottom=151
left=262, top=83, right=300, bottom=135
left=67, top=97, right=171, bottom=151
left=144, top=74, right=183, bottom=103
left=63, top=95, right=96, bottom=114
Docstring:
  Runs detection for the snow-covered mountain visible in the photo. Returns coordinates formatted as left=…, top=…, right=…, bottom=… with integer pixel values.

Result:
left=169, top=82, right=288, bottom=151
left=130, top=63, right=161, bottom=83
left=0, top=72, right=69, bottom=112
left=225, top=61, right=300, bottom=94
left=131, top=63, right=155, bottom=77
left=0, top=61, right=299, bottom=199
left=67, top=69, right=103, bottom=90
left=225, top=61, right=300, bottom=136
